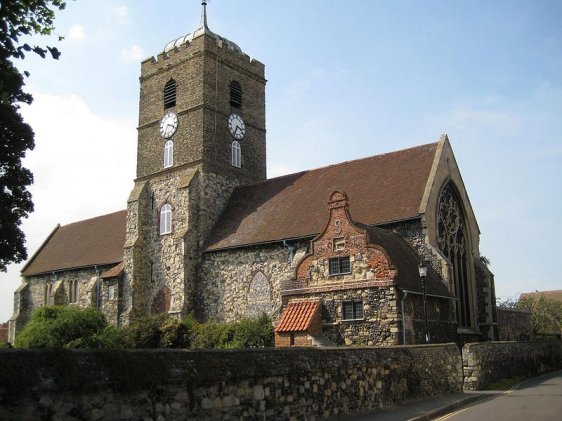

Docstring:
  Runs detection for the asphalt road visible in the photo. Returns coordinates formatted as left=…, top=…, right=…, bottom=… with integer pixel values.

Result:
left=435, top=371, right=562, bottom=421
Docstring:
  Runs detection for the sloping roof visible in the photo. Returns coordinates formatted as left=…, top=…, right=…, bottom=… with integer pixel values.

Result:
left=520, top=290, right=562, bottom=302
left=100, top=262, right=125, bottom=279
left=363, top=225, right=450, bottom=297
left=275, top=299, right=322, bottom=333
left=21, top=210, right=127, bottom=276
left=206, top=142, right=438, bottom=251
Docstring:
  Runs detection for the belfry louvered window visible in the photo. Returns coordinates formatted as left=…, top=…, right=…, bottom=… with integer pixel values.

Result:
left=230, top=80, right=242, bottom=108
left=163, top=79, right=177, bottom=109
left=437, top=182, right=473, bottom=328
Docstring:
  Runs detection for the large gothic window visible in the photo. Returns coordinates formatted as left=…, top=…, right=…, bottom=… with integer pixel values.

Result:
left=230, top=80, right=242, bottom=108
left=159, top=204, right=172, bottom=235
left=437, top=182, right=472, bottom=328
left=163, top=79, right=177, bottom=109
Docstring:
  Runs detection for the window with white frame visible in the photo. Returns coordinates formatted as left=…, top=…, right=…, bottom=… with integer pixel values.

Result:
left=160, top=203, right=172, bottom=235
left=342, top=301, right=364, bottom=320
left=108, top=285, right=116, bottom=300
left=231, top=141, right=241, bottom=168
left=164, top=140, right=173, bottom=168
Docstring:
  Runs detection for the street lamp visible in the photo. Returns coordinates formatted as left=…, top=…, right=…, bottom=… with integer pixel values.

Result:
left=418, top=261, right=430, bottom=343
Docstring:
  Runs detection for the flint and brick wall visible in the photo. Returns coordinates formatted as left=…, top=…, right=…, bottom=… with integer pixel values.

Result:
left=496, top=308, right=532, bottom=341
left=0, top=344, right=462, bottom=421
left=462, top=341, right=562, bottom=390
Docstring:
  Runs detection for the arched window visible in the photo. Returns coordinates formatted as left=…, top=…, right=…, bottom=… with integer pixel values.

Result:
left=230, top=80, right=242, bottom=108
left=160, top=204, right=172, bottom=235
left=437, top=182, right=472, bottom=328
left=69, top=280, right=79, bottom=303
left=231, top=141, right=241, bottom=168
left=163, top=140, right=173, bottom=168
left=163, top=79, right=177, bottom=109
left=245, top=272, right=273, bottom=317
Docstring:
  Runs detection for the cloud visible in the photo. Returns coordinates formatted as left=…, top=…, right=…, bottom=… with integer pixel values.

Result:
left=112, top=6, right=129, bottom=24
left=429, top=106, right=522, bottom=137
left=68, top=24, right=85, bottom=41
left=120, top=44, right=144, bottom=63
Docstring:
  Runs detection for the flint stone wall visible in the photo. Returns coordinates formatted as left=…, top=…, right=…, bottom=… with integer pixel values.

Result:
left=0, top=345, right=462, bottom=420
left=462, top=341, right=562, bottom=390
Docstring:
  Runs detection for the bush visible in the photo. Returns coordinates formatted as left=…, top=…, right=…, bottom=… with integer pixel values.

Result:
left=160, top=318, right=191, bottom=348
left=123, top=314, right=166, bottom=349
left=14, top=306, right=117, bottom=348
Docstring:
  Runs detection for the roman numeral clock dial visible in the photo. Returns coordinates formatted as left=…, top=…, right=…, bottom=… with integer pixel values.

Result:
left=159, top=111, right=178, bottom=138
left=228, top=113, right=246, bottom=140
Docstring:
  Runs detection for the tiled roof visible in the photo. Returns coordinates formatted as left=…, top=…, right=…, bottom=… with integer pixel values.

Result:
left=100, top=262, right=125, bottom=279
left=520, top=290, right=562, bottom=302
left=206, top=142, right=437, bottom=251
left=275, top=300, right=322, bottom=333
left=21, top=210, right=127, bottom=276
left=363, top=225, right=451, bottom=297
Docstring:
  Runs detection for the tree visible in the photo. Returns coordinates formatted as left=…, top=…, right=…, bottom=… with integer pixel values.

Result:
left=518, top=294, right=562, bottom=338
left=0, top=0, right=68, bottom=271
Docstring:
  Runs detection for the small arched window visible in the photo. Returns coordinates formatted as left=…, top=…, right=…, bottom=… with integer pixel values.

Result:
left=230, top=80, right=242, bottom=108
left=160, top=204, right=172, bottom=235
left=163, top=79, right=177, bottom=109
left=231, top=141, right=241, bottom=168
left=69, top=280, right=79, bottom=303
left=163, top=140, right=173, bottom=168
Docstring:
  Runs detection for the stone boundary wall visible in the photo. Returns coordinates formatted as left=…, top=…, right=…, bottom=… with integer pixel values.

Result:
left=462, top=341, right=562, bottom=390
left=0, top=345, right=461, bottom=420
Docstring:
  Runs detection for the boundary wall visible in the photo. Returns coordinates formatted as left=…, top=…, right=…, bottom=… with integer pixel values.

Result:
left=0, top=345, right=461, bottom=420
left=462, top=341, right=562, bottom=390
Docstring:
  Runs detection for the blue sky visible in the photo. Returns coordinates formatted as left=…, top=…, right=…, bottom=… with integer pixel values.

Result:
left=1, top=0, right=561, bottom=322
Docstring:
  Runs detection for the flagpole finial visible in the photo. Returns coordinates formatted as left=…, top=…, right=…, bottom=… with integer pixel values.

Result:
left=200, top=1, right=209, bottom=30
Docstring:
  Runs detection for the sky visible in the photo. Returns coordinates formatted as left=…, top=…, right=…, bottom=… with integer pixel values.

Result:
left=1, top=0, right=561, bottom=322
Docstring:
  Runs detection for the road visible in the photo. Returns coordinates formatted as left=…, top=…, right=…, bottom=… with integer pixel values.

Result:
left=435, top=371, right=562, bottom=421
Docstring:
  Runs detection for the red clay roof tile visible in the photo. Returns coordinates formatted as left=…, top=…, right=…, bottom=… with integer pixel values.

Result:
left=276, top=299, right=322, bottom=333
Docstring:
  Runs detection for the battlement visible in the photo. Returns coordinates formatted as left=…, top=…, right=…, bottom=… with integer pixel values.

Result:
left=141, top=32, right=264, bottom=75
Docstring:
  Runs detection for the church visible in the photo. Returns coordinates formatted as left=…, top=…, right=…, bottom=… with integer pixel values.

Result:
left=9, top=3, right=497, bottom=346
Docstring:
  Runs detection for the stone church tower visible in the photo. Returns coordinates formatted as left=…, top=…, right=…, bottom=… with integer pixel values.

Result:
left=121, top=2, right=266, bottom=323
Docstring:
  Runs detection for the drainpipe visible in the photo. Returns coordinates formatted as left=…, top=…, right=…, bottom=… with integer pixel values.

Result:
left=95, top=266, right=101, bottom=310
left=282, top=240, right=297, bottom=265
left=401, top=290, right=408, bottom=345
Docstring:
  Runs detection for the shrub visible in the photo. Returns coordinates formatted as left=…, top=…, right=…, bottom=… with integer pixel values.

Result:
left=231, top=314, right=274, bottom=348
left=160, top=318, right=191, bottom=348
left=123, top=314, right=166, bottom=349
left=15, top=306, right=114, bottom=348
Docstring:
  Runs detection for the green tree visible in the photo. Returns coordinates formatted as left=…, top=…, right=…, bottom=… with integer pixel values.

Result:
left=518, top=295, right=562, bottom=338
left=14, top=306, right=123, bottom=348
left=0, top=0, right=68, bottom=271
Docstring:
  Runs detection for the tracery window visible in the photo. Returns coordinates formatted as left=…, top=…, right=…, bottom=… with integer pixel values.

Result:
left=231, top=141, right=241, bottom=168
left=163, top=140, right=173, bottom=168
left=230, top=80, right=242, bottom=108
left=437, top=182, right=472, bottom=328
left=163, top=79, right=177, bottom=109
left=160, top=204, right=172, bottom=235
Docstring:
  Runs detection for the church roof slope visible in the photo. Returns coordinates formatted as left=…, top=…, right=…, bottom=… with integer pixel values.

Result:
left=206, top=142, right=438, bottom=251
left=363, top=225, right=450, bottom=297
left=21, top=210, right=127, bottom=276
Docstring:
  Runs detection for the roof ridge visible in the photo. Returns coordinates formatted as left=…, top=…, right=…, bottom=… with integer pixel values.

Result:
left=59, top=209, right=127, bottom=229
left=242, top=141, right=439, bottom=190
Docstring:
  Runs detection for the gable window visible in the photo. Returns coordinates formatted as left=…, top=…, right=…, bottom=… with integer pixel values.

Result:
left=329, top=256, right=351, bottom=275
left=231, top=141, right=241, bottom=168
left=160, top=204, right=172, bottom=235
left=230, top=80, right=242, bottom=108
left=163, top=79, right=177, bottom=109
left=342, top=301, right=364, bottom=320
left=68, top=280, right=79, bottom=303
left=163, top=140, right=173, bottom=168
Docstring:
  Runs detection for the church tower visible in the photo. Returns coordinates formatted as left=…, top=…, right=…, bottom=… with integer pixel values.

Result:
left=121, top=2, right=266, bottom=322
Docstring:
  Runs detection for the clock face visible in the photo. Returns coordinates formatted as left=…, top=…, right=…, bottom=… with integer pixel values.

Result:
left=159, top=112, right=178, bottom=138
left=228, top=113, right=246, bottom=140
